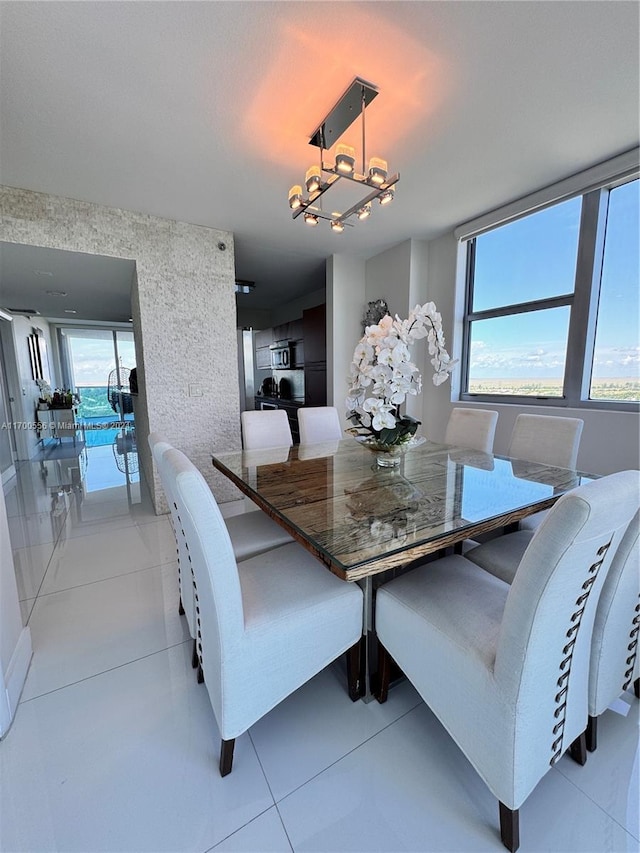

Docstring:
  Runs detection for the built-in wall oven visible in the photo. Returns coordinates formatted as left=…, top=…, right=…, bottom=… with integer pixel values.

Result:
left=269, top=342, right=291, bottom=369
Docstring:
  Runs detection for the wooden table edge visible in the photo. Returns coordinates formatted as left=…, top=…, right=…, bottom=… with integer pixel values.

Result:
left=212, top=454, right=561, bottom=583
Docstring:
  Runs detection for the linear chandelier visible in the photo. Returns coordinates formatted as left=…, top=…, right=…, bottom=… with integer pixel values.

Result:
left=287, top=77, right=399, bottom=232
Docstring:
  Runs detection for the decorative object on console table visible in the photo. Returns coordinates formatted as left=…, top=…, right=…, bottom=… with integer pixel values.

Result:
left=346, top=302, right=457, bottom=467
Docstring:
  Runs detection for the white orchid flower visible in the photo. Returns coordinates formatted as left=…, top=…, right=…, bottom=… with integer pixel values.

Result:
left=347, top=300, right=454, bottom=439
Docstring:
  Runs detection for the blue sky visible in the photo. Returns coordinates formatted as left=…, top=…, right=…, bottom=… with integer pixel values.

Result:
left=68, top=332, right=135, bottom=386
left=470, top=181, right=639, bottom=381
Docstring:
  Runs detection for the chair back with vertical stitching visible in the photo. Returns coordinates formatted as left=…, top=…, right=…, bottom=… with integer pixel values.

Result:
left=445, top=408, right=498, bottom=453
left=508, top=414, right=583, bottom=469
left=298, top=407, right=342, bottom=444
left=148, top=432, right=195, bottom=638
left=494, top=470, right=639, bottom=807
left=241, top=409, right=293, bottom=450
left=163, top=447, right=245, bottom=727
left=589, top=510, right=640, bottom=717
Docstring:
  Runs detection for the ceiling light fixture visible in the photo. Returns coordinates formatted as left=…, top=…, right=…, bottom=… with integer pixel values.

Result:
left=46, top=289, right=67, bottom=297
left=287, top=77, right=399, bottom=232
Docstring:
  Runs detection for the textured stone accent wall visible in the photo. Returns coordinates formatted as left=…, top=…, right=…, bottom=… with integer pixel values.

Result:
left=0, top=186, right=241, bottom=510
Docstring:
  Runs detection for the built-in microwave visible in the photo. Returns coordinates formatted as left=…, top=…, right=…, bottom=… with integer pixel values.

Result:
left=270, top=342, right=290, bottom=369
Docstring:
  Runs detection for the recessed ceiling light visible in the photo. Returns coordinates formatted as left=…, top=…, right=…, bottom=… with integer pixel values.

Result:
left=64, top=309, right=77, bottom=314
left=34, top=270, right=53, bottom=277
left=46, top=289, right=68, bottom=297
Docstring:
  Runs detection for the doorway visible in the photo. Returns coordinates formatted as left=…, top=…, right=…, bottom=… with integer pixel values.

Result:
left=59, top=327, right=138, bottom=490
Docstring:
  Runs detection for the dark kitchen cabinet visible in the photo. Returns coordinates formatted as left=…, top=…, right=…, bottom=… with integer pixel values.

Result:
left=288, top=318, right=303, bottom=341
left=304, top=362, right=326, bottom=407
left=273, top=318, right=303, bottom=343
left=255, top=328, right=273, bottom=370
left=302, top=304, right=326, bottom=406
left=255, top=328, right=273, bottom=348
left=302, top=304, right=326, bottom=363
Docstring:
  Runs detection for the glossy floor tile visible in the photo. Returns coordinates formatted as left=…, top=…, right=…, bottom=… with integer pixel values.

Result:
left=249, top=665, right=422, bottom=801
left=276, top=703, right=636, bottom=853
left=1, top=644, right=273, bottom=853
left=555, top=695, right=640, bottom=840
left=39, top=517, right=176, bottom=594
left=11, top=541, right=55, bottom=600
left=210, top=807, right=292, bottom=853
left=21, top=561, right=190, bottom=701
left=2, top=443, right=638, bottom=853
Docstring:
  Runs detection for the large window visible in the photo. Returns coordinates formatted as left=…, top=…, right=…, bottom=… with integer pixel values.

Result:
left=590, top=180, right=639, bottom=401
left=462, top=177, right=639, bottom=408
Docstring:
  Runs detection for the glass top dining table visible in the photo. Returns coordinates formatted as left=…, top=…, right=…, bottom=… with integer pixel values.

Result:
left=211, top=438, right=593, bottom=583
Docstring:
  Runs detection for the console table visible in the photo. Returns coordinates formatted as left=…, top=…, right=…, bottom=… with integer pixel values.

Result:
left=36, top=405, right=81, bottom=444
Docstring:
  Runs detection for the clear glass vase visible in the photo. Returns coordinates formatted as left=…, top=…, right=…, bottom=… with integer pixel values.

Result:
left=356, top=435, right=426, bottom=467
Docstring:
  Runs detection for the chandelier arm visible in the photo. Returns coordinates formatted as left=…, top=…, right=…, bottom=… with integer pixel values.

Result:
left=339, top=179, right=400, bottom=222
left=291, top=174, right=340, bottom=219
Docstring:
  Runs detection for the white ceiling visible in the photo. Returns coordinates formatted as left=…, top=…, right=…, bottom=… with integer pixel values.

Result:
left=0, top=1, right=638, bottom=319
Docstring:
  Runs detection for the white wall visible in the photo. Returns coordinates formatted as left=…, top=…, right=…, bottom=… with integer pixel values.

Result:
left=0, top=480, right=32, bottom=737
left=326, top=255, right=365, bottom=425
left=364, top=241, right=412, bottom=318
left=8, top=316, right=56, bottom=460
left=364, top=239, right=432, bottom=423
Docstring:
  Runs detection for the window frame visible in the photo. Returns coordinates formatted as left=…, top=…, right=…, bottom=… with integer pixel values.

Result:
left=460, top=177, right=639, bottom=412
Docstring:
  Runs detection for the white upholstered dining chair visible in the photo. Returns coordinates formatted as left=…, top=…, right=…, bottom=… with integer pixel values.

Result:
left=508, top=414, right=584, bottom=532
left=241, top=409, right=293, bottom=450
left=149, top=432, right=293, bottom=677
left=466, top=507, right=640, bottom=754
left=444, top=407, right=498, bottom=453
left=587, top=510, right=639, bottom=751
left=375, top=470, right=639, bottom=852
left=508, top=413, right=584, bottom=469
left=298, top=406, right=342, bottom=444
left=163, top=447, right=364, bottom=776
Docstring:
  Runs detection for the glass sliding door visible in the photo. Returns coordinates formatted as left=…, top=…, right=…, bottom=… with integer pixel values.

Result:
left=61, top=328, right=136, bottom=453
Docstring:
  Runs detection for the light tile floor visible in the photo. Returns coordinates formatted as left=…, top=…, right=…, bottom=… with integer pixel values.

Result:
left=1, top=444, right=638, bottom=852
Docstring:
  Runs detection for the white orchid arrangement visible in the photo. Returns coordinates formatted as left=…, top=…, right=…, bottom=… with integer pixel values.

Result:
left=346, top=302, right=457, bottom=446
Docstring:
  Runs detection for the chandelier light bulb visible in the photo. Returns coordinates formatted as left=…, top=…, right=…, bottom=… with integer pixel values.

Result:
left=305, top=165, right=322, bottom=194
left=368, top=157, right=388, bottom=186
left=304, top=212, right=319, bottom=226
left=288, top=185, right=303, bottom=210
left=357, top=203, right=372, bottom=220
left=378, top=188, right=395, bottom=206
left=335, top=144, right=356, bottom=174
left=330, top=220, right=345, bottom=233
